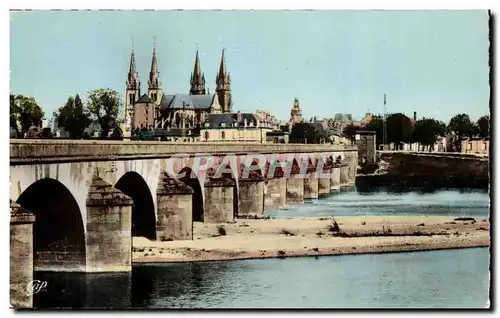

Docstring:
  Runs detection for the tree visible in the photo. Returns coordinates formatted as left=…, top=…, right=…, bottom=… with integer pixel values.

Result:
left=364, top=116, right=384, bottom=146
left=10, top=94, right=45, bottom=136
left=86, top=88, right=121, bottom=139
left=386, top=113, right=413, bottom=147
left=476, top=115, right=490, bottom=138
left=342, top=124, right=358, bottom=141
left=289, top=122, right=325, bottom=144
left=54, top=94, right=91, bottom=139
left=448, top=113, right=474, bottom=137
left=411, top=118, right=446, bottom=149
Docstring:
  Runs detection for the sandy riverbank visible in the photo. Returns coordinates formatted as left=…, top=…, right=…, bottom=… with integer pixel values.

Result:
left=132, top=216, right=490, bottom=263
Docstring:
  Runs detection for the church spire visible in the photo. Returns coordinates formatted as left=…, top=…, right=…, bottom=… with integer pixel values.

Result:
left=216, top=49, right=231, bottom=113
left=217, top=48, right=227, bottom=80
left=148, top=37, right=160, bottom=89
left=126, top=41, right=139, bottom=90
left=190, top=48, right=206, bottom=95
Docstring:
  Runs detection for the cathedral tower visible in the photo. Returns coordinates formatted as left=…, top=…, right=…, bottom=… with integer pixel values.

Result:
left=147, top=38, right=162, bottom=105
left=124, top=42, right=140, bottom=134
left=215, top=49, right=232, bottom=113
left=190, top=49, right=206, bottom=95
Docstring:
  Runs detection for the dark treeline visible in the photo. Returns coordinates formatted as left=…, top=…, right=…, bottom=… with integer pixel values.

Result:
left=342, top=113, right=489, bottom=151
left=10, top=88, right=123, bottom=139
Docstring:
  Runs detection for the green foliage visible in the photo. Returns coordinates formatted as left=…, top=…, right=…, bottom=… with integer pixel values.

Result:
left=386, top=113, right=413, bottom=145
left=364, top=116, right=384, bottom=145
left=10, top=94, right=45, bottom=135
left=289, top=122, right=329, bottom=144
left=54, top=94, right=91, bottom=139
left=86, top=88, right=121, bottom=139
left=411, top=118, right=446, bottom=147
left=476, top=115, right=490, bottom=138
left=342, top=123, right=358, bottom=141
left=448, top=113, right=474, bottom=137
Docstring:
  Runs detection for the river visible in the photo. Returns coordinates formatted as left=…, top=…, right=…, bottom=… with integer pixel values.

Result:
left=267, top=188, right=489, bottom=219
left=33, top=189, right=490, bottom=309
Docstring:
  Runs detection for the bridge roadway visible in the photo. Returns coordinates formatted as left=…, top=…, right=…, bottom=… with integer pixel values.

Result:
left=10, top=139, right=357, bottom=164
left=377, top=150, right=488, bottom=160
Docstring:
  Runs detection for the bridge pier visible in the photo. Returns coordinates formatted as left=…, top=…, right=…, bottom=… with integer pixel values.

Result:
left=339, top=163, right=350, bottom=188
left=345, top=151, right=358, bottom=184
left=238, top=176, right=265, bottom=218
left=156, top=172, right=193, bottom=241
left=86, top=175, right=133, bottom=272
left=10, top=201, right=35, bottom=309
left=204, top=177, right=235, bottom=223
left=304, top=172, right=319, bottom=199
left=264, top=177, right=287, bottom=211
left=318, top=160, right=332, bottom=198
left=286, top=173, right=304, bottom=204
left=330, top=164, right=341, bottom=194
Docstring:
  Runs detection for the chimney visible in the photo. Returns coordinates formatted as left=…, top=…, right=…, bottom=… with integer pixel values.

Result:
left=413, top=111, right=417, bottom=121
left=237, top=111, right=242, bottom=123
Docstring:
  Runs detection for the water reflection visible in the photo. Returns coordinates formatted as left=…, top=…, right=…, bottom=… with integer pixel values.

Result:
left=34, top=248, right=490, bottom=309
left=33, top=272, right=131, bottom=309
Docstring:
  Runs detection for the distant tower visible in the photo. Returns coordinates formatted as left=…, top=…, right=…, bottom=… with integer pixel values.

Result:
left=148, top=38, right=162, bottom=105
left=190, top=49, right=206, bottom=95
left=290, top=97, right=302, bottom=124
left=124, top=41, right=140, bottom=133
left=216, top=49, right=232, bottom=113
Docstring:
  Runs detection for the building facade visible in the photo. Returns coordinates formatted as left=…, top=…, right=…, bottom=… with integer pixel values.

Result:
left=123, top=42, right=231, bottom=136
left=200, top=112, right=273, bottom=143
left=461, top=138, right=489, bottom=155
left=355, top=130, right=377, bottom=164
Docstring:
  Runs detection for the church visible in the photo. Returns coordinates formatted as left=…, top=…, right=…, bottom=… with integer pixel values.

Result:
left=122, top=41, right=232, bottom=136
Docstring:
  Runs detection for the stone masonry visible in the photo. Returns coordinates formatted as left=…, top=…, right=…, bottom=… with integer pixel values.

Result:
left=238, top=170, right=265, bottom=218
left=156, top=171, right=194, bottom=240
left=330, top=164, right=341, bottom=193
left=10, top=200, right=35, bottom=309
left=86, top=175, right=133, bottom=272
left=204, top=174, right=235, bottom=223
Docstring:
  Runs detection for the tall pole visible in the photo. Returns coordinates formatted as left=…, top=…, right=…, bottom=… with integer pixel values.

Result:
left=383, top=94, right=387, bottom=149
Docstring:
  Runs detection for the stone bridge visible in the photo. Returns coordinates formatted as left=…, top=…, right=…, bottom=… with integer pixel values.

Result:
left=10, top=140, right=358, bottom=307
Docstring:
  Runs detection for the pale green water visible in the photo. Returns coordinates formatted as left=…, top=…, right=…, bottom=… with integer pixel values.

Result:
left=35, top=248, right=490, bottom=309
left=267, top=189, right=489, bottom=219
left=33, top=189, right=490, bottom=309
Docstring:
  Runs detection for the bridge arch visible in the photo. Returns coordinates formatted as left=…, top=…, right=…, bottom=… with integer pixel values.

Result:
left=178, top=167, right=204, bottom=222
left=115, top=172, right=156, bottom=240
left=16, top=178, right=86, bottom=271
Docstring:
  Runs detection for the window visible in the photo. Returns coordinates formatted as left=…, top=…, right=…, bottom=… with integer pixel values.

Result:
left=205, top=131, right=209, bottom=140
left=483, top=143, right=488, bottom=151
left=221, top=131, right=226, bottom=140
left=130, top=93, right=135, bottom=104
left=468, top=143, right=472, bottom=150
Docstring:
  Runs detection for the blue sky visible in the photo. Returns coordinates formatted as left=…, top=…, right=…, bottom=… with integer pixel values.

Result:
left=10, top=10, right=490, bottom=122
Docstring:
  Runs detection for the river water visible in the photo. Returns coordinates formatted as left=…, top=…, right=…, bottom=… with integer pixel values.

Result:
left=267, top=188, right=490, bottom=219
left=33, top=189, right=490, bottom=309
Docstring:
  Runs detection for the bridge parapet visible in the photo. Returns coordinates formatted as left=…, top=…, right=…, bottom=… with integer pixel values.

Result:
left=10, top=140, right=357, bottom=164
